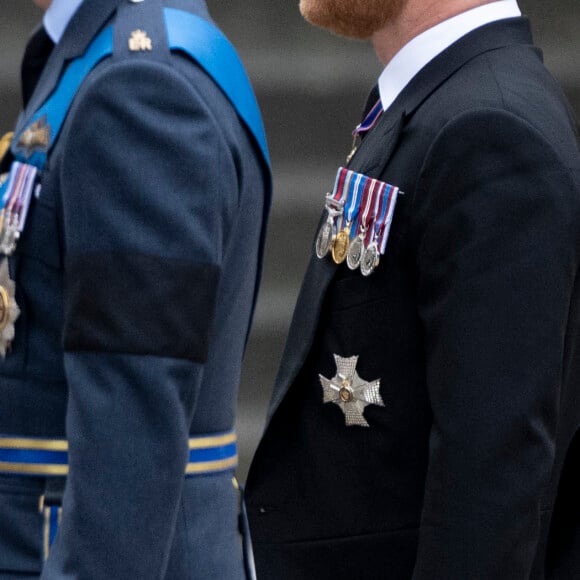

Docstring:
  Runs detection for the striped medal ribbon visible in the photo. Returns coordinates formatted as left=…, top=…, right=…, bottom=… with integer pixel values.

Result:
left=0, top=161, right=38, bottom=356
left=332, top=171, right=365, bottom=264
left=347, top=178, right=380, bottom=270
left=315, top=167, right=349, bottom=259
left=361, top=182, right=389, bottom=276
left=0, top=161, right=38, bottom=256
left=378, top=184, right=400, bottom=255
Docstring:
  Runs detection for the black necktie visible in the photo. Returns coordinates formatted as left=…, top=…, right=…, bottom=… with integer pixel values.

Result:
left=21, top=26, right=55, bottom=107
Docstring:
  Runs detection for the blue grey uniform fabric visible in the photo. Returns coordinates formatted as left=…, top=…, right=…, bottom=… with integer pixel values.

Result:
left=246, top=17, right=580, bottom=580
left=0, top=0, right=269, bottom=577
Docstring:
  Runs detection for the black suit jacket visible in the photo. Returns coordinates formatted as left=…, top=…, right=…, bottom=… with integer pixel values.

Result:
left=246, top=18, right=580, bottom=580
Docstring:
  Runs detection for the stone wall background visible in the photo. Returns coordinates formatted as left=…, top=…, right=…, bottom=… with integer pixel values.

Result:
left=1, top=0, right=579, bottom=478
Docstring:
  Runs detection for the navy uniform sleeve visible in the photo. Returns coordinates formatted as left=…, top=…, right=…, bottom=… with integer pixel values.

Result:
left=410, top=110, right=580, bottom=579
left=40, top=58, right=238, bottom=578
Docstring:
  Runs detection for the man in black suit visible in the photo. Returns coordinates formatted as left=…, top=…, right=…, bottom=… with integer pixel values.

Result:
left=246, top=0, right=580, bottom=578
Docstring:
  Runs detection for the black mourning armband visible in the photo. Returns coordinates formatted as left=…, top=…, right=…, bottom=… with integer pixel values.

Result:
left=63, top=251, right=220, bottom=362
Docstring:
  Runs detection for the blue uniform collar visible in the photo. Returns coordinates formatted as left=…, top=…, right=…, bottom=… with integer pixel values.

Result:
left=18, top=0, right=123, bottom=133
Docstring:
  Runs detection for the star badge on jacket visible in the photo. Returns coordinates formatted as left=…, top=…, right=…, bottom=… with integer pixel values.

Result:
left=15, top=117, right=50, bottom=159
left=0, top=259, right=20, bottom=357
left=319, top=354, right=384, bottom=427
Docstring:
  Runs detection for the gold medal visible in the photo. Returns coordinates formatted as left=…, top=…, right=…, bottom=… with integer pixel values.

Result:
left=331, top=226, right=350, bottom=264
left=0, top=258, right=20, bottom=357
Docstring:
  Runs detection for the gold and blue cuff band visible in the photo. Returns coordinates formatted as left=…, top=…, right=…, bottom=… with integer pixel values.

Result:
left=0, top=431, right=238, bottom=477
left=186, top=431, right=238, bottom=476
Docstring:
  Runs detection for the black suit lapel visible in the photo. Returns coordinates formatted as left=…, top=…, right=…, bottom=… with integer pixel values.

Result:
left=267, top=17, right=534, bottom=422
left=16, top=0, right=122, bottom=136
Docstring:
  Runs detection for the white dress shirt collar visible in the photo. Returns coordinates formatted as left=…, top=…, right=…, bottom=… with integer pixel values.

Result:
left=43, top=0, right=85, bottom=44
left=378, top=0, right=522, bottom=111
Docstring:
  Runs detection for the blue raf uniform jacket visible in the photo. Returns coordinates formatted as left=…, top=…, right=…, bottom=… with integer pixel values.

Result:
left=0, top=0, right=270, bottom=577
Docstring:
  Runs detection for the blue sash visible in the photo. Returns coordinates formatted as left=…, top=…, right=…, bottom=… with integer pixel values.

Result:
left=11, top=9, right=270, bottom=173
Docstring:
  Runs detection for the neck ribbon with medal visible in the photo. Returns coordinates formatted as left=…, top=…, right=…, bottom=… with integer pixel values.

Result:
left=315, top=98, right=401, bottom=276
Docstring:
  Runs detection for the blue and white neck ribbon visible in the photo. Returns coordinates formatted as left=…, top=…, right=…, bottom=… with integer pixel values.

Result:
left=346, top=99, right=384, bottom=163
left=353, top=99, right=384, bottom=138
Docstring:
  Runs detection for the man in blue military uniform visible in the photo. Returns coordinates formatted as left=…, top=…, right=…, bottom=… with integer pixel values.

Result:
left=0, top=0, right=270, bottom=578
left=246, top=0, right=580, bottom=578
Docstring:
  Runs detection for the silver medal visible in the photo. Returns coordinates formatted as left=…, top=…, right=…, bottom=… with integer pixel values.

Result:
left=346, top=233, right=364, bottom=270
left=360, top=241, right=380, bottom=277
left=0, top=258, right=20, bottom=357
left=0, top=213, right=20, bottom=256
left=315, top=195, right=344, bottom=260
left=315, top=217, right=334, bottom=259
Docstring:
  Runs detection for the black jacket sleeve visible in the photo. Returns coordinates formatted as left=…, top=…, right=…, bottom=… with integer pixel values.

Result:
left=411, top=109, right=580, bottom=579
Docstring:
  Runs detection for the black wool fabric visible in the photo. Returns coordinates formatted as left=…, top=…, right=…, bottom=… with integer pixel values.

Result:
left=21, top=26, right=54, bottom=107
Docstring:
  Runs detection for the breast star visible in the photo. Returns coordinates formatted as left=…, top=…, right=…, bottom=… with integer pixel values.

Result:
left=319, top=354, right=384, bottom=427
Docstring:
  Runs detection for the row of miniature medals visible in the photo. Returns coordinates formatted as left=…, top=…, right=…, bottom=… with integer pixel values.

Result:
left=0, top=161, right=38, bottom=255
left=315, top=166, right=399, bottom=276
left=0, top=156, right=38, bottom=356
